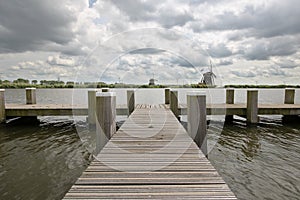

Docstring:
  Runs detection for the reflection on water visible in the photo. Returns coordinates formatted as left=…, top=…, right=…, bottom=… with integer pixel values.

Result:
left=208, top=117, right=300, bottom=200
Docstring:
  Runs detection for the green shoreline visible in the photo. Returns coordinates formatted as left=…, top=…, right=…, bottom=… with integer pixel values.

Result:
left=1, top=78, right=299, bottom=89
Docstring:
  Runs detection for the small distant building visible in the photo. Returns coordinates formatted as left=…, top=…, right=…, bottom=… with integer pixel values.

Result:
left=149, top=78, right=155, bottom=86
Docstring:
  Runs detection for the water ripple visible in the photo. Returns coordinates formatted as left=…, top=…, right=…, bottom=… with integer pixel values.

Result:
left=209, top=119, right=300, bottom=200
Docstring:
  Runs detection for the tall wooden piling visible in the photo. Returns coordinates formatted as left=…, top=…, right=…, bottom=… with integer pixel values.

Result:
left=95, top=92, right=116, bottom=154
left=170, top=90, right=179, bottom=119
left=26, top=88, right=36, bottom=104
left=164, top=88, right=170, bottom=104
left=284, top=88, right=295, bottom=104
left=247, top=90, right=258, bottom=124
left=225, top=88, right=234, bottom=122
left=187, top=92, right=207, bottom=157
left=127, top=90, right=135, bottom=116
left=88, top=89, right=98, bottom=126
left=283, top=88, right=297, bottom=122
left=0, top=89, right=5, bottom=123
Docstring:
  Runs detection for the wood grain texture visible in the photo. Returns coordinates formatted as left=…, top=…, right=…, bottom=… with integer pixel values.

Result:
left=64, top=106, right=236, bottom=199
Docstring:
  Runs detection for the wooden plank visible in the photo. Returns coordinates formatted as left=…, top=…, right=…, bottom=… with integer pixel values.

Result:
left=5, top=104, right=128, bottom=116
left=68, top=184, right=234, bottom=192
left=179, top=103, right=300, bottom=115
left=76, top=177, right=226, bottom=185
left=4, top=103, right=300, bottom=118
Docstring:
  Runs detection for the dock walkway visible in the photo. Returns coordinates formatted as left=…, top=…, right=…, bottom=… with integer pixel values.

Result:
left=64, top=105, right=236, bottom=199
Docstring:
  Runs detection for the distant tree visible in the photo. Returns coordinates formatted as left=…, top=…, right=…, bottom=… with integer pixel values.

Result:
left=13, top=78, right=29, bottom=84
left=3, top=80, right=10, bottom=84
left=66, top=81, right=74, bottom=85
left=32, top=80, right=38, bottom=84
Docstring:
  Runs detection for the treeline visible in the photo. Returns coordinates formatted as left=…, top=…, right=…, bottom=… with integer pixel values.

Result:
left=0, top=78, right=75, bottom=88
left=4, top=78, right=298, bottom=89
left=0, top=78, right=168, bottom=88
left=224, top=84, right=300, bottom=88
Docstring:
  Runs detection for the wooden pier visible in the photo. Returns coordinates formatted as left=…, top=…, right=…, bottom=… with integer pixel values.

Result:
left=64, top=103, right=237, bottom=199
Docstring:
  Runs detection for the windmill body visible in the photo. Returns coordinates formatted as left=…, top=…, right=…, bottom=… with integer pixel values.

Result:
left=200, top=62, right=216, bottom=86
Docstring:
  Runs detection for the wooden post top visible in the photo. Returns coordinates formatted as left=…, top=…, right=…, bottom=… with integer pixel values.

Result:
left=0, top=89, right=5, bottom=92
left=187, top=91, right=206, bottom=96
left=88, top=89, right=99, bottom=92
left=25, top=87, right=36, bottom=90
left=101, top=88, right=110, bottom=92
left=96, top=92, right=116, bottom=97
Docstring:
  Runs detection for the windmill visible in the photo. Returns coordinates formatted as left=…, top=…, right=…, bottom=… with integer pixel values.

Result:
left=149, top=73, right=158, bottom=86
left=200, top=60, right=216, bottom=86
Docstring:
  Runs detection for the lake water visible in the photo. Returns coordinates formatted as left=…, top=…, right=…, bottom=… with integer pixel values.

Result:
left=0, top=88, right=300, bottom=199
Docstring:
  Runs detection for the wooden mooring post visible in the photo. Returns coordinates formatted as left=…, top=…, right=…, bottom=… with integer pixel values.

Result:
left=170, top=90, right=179, bottom=119
left=102, top=88, right=109, bottom=92
left=127, top=90, right=135, bottom=116
left=284, top=88, right=295, bottom=104
left=0, top=89, right=5, bottom=123
left=95, top=92, right=116, bottom=155
left=247, top=90, right=258, bottom=124
left=283, top=88, right=298, bottom=122
left=187, top=92, right=207, bottom=157
left=88, top=89, right=98, bottom=127
left=225, top=88, right=234, bottom=122
left=26, top=88, right=36, bottom=104
left=164, top=88, right=170, bottom=104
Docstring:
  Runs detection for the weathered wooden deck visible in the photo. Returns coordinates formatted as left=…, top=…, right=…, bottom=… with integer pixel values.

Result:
left=63, top=105, right=236, bottom=199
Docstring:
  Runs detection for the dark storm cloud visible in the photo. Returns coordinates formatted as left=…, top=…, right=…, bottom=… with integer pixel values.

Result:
left=0, top=0, right=76, bottom=53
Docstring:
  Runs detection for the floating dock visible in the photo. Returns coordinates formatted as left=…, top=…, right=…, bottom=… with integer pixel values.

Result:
left=63, top=105, right=237, bottom=199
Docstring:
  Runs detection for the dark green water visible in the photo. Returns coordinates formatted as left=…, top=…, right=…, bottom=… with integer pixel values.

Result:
left=1, top=89, right=300, bottom=199
left=208, top=117, right=300, bottom=200
left=0, top=118, right=90, bottom=200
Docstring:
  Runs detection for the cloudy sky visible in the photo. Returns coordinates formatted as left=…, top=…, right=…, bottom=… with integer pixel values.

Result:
left=0, top=0, right=299, bottom=85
